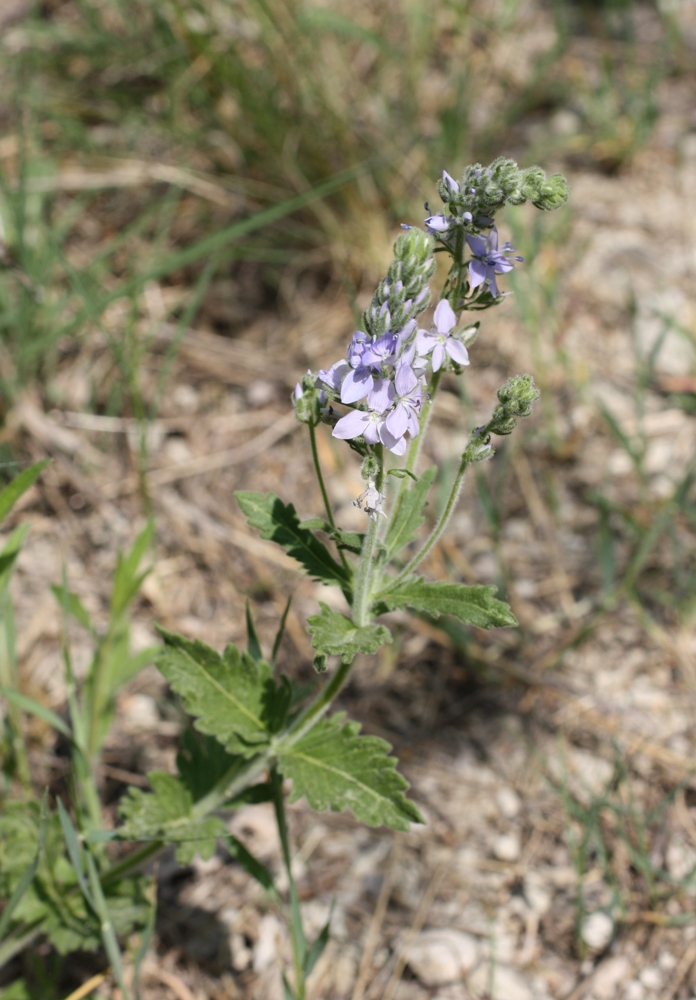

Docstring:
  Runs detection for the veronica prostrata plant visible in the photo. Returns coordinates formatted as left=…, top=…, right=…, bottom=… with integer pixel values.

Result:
left=0, top=158, right=568, bottom=999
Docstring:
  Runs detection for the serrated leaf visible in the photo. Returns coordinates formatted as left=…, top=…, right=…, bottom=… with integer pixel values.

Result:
left=156, top=629, right=272, bottom=756
left=307, top=603, right=392, bottom=665
left=0, top=793, right=48, bottom=942
left=119, top=771, right=226, bottom=864
left=299, top=518, right=364, bottom=554
left=384, top=466, right=437, bottom=558
left=277, top=713, right=423, bottom=831
left=378, top=577, right=517, bottom=629
left=176, top=728, right=247, bottom=803
left=236, top=492, right=352, bottom=588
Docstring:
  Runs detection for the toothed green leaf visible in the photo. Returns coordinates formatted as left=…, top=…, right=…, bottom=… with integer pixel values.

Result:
left=307, top=603, right=392, bottom=665
left=156, top=629, right=272, bottom=756
left=378, top=577, right=517, bottom=629
left=119, top=771, right=226, bottom=864
left=236, top=491, right=351, bottom=589
left=278, top=713, right=423, bottom=831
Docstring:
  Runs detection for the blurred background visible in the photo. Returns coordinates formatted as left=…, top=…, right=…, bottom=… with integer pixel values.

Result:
left=2, top=0, right=696, bottom=997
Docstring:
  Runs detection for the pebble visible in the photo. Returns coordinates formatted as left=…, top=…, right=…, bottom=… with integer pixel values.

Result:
left=625, top=981, right=645, bottom=1000
left=639, top=967, right=662, bottom=991
left=496, top=786, right=522, bottom=819
left=581, top=911, right=614, bottom=951
left=592, top=956, right=631, bottom=999
left=122, top=692, right=159, bottom=729
left=468, top=963, right=534, bottom=1000
left=524, top=874, right=552, bottom=916
left=406, top=928, right=479, bottom=987
left=253, top=914, right=282, bottom=973
left=493, top=832, right=522, bottom=862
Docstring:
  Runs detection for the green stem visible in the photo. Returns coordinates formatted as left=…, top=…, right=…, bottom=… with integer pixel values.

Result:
left=351, top=446, right=384, bottom=627
left=272, top=766, right=306, bottom=1000
left=309, top=422, right=335, bottom=530
left=389, top=369, right=442, bottom=531
left=381, top=444, right=473, bottom=595
left=308, top=421, right=350, bottom=574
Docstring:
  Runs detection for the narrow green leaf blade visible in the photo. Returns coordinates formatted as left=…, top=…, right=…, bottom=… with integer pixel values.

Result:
left=222, top=834, right=278, bottom=898
left=307, top=603, right=391, bottom=665
left=277, top=714, right=423, bottom=831
left=56, top=800, right=95, bottom=912
left=245, top=599, right=263, bottom=661
left=0, top=526, right=29, bottom=594
left=236, top=492, right=351, bottom=588
left=303, top=902, right=334, bottom=977
left=50, top=584, right=95, bottom=635
left=0, top=460, right=49, bottom=524
left=156, top=629, right=272, bottom=756
left=385, top=466, right=437, bottom=557
left=0, top=686, right=73, bottom=740
left=379, top=577, right=517, bottom=630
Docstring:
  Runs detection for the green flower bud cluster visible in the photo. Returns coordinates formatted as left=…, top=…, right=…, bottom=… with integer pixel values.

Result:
left=362, top=228, right=435, bottom=338
left=292, top=372, right=325, bottom=426
left=360, top=453, right=380, bottom=481
left=437, top=157, right=570, bottom=219
left=488, top=374, right=540, bottom=436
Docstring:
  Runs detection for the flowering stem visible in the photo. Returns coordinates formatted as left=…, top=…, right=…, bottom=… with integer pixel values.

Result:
left=308, top=421, right=351, bottom=575
left=387, top=368, right=442, bottom=545
left=308, top=422, right=335, bottom=529
left=380, top=444, right=472, bottom=595
left=351, top=446, right=383, bottom=627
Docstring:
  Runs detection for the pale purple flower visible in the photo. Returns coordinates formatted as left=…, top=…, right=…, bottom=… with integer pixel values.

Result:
left=466, top=227, right=524, bottom=298
left=385, top=364, right=425, bottom=439
left=341, top=330, right=399, bottom=404
left=415, top=299, right=470, bottom=372
left=442, top=170, right=459, bottom=195
left=424, top=213, right=451, bottom=234
left=332, top=405, right=407, bottom=456
left=318, top=358, right=350, bottom=393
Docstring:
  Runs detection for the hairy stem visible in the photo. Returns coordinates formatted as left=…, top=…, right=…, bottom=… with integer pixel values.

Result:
left=351, top=445, right=384, bottom=627
left=381, top=445, right=472, bottom=594
left=309, top=421, right=350, bottom=574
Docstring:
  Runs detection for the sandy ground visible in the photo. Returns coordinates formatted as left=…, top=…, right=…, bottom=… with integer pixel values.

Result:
left=3, top=3, right=696, bottom=998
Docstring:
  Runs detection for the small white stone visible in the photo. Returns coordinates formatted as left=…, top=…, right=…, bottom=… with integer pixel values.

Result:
left=523, top=875, right=551, bottom=916
left=492, top=833, right=521, bottom=862
left=639, top=967, right=662, bottom=991
left=624, top=981, right=645, bottom=1000
left=406, top=928, right=479, bottom=987
left=229, top=932, right=252, bottom=971
left=658, top=951, right=677, bottom=971
left=253, top=914, right=283, bottom=973
left=122, top=693, right=159, bottom=729
left=496, top=787, right=522, bottom=819
left=581, top=911, right=614, bottom=951
left=666, top=838, right=696, bottom=881
left=468, top=963, right=534, bottom=1000
left=592, top=956, right=631, bottom=999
